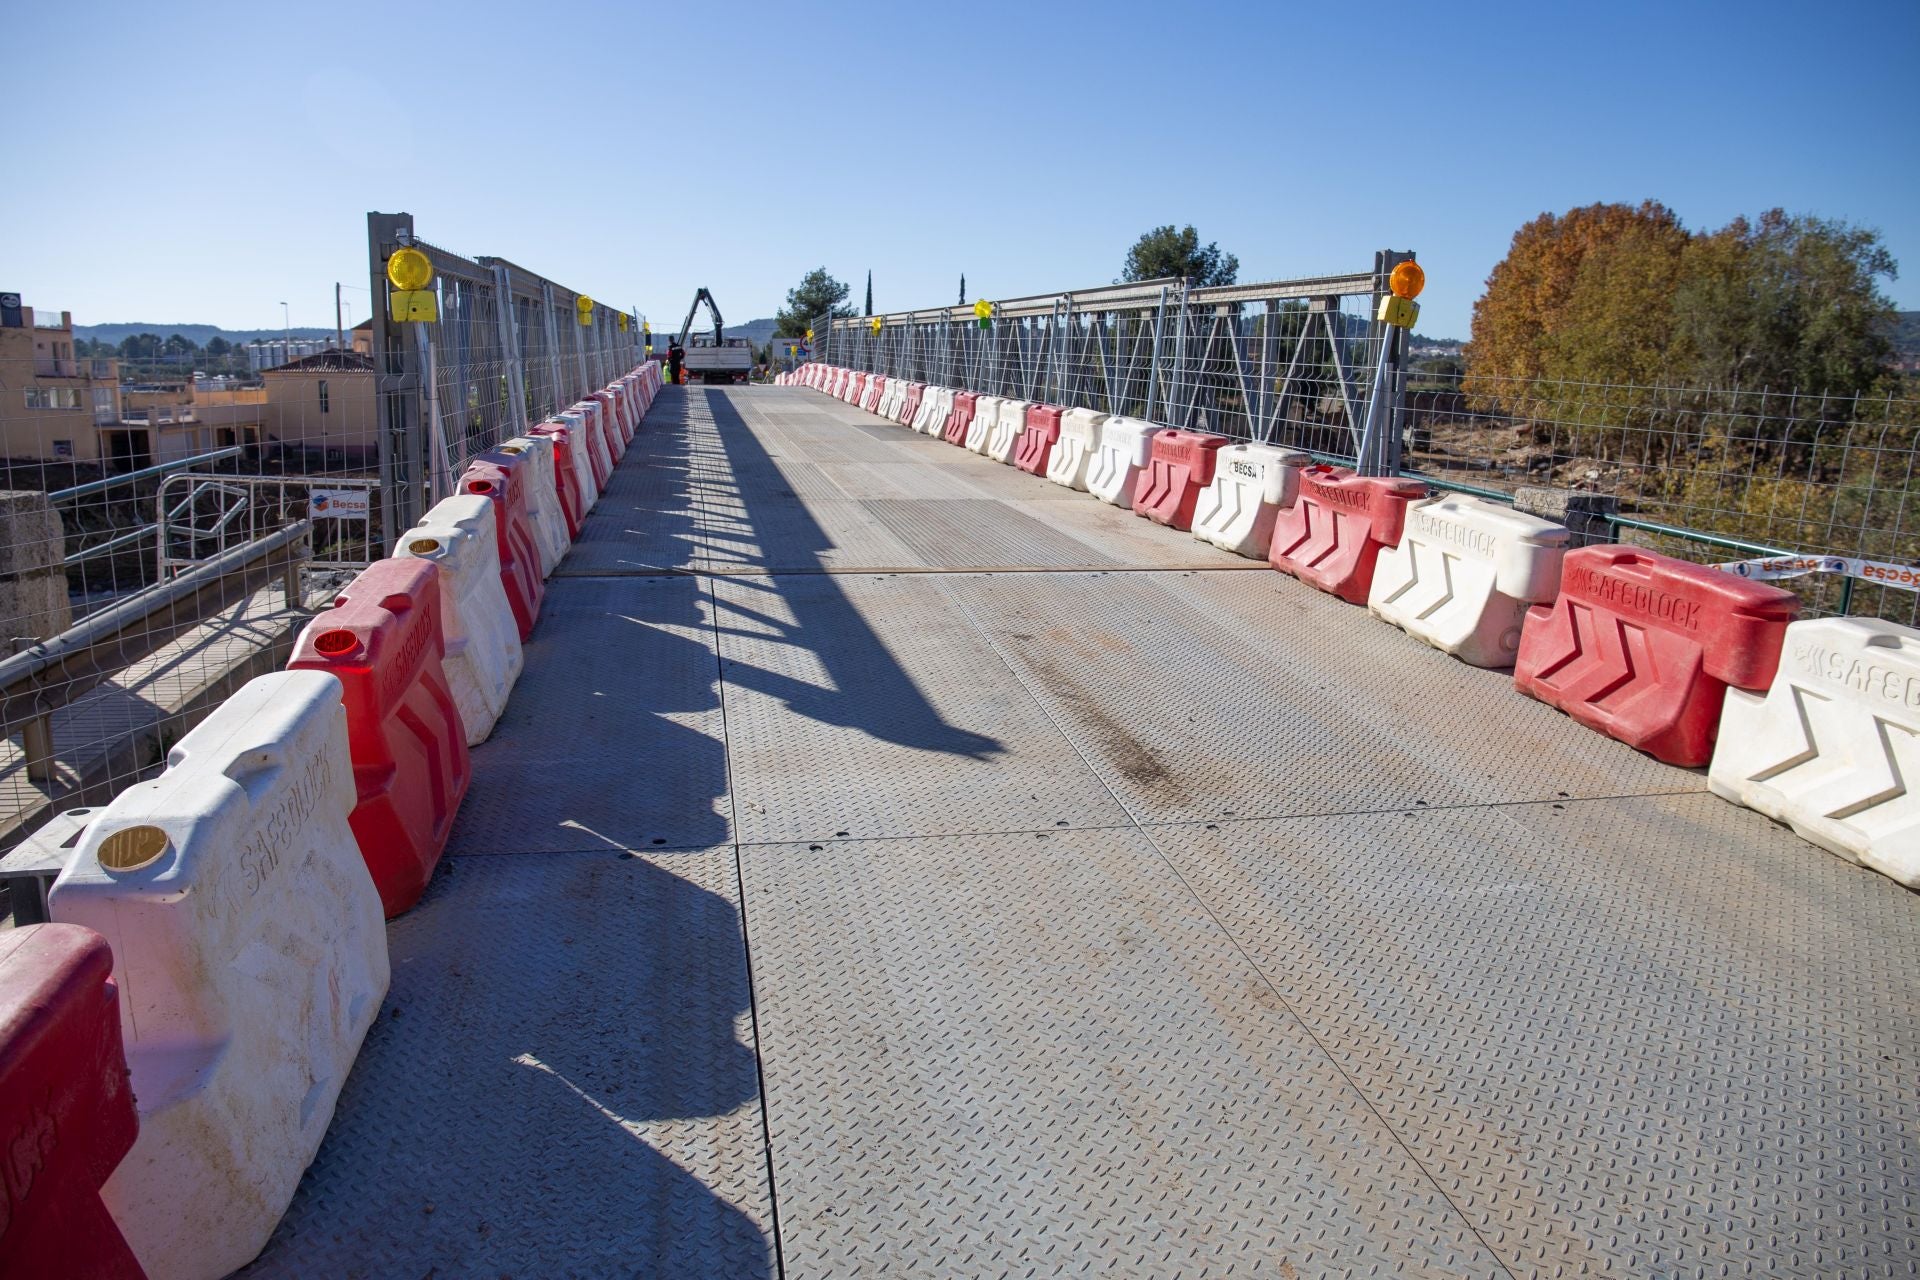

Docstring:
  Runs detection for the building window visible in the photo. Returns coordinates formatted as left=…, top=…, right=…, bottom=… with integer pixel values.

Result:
left=53, top=439, right=73, bottom=458
left=318, top=380, right=330, bottom=413
left=23, top=388, right=79, bottom=409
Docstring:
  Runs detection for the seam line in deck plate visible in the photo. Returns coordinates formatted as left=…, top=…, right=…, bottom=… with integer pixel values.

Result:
left=935, top=571, right=1524, bottom=1280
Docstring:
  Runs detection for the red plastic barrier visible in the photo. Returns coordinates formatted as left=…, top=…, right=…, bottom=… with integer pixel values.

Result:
left=527, top=422, right=586, bottom=538
left=862, top=376, right=886, bottom=413
left=589, top=390, right=628, bottom=460
left=288, top=558, right=471, bottom=917
left=0, top=924, right=144, bottom=1280
left=900, top=383, right=926, bottom=427
left=1131, top=429, right=1230, bottom=529
left=1514, top=546, right=1799, bottom=766
left=847, top=372, right=867, bottom=405
left=1268, top=465, right=1428, bottom=604
left=463, top=450, right=546, bottom=640
left=943, top=391, right=979, bottom=445
left=1013, top=404, right=1064, bottom=477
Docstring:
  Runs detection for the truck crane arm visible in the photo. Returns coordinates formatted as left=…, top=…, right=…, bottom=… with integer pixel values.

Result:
left=677, top=288, right=725, bottom=348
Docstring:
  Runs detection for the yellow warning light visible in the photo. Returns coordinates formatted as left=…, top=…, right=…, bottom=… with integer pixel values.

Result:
left=617, top=313, right=629, bottom=332
left=1389, top=261, right=1425, bottom=300
left=869, top=316, right=883, bottom=336
left=972, top=298, right=992, bottom=321
left=1377, top=294, right=1421, bottom=328
left=575, top=295, right=594, bottom=326
left=387, top=247, right=433, bottom=292
left=805, top=327, right=814, bottom=342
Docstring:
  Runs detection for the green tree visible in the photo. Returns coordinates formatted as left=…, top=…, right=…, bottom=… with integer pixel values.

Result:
left=775, top=267, right=852, bottom=337
left=204, top=335, right=232, bottom=356
left=164, top=333, right=197, bottom=359
left=1119, top=225, right=1239, bottom=286
left=1670, top=210, right=1896, bottom=396
left=1465, top=201, right=1682, bottom=404
left=864, top=271, right=873, bottom=317
left=119, top=332, right=162, bottom=360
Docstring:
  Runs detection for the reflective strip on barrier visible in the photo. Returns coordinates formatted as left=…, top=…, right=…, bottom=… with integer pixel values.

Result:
left=1368, top=494, right=1569, bottom=667
left=1515, top=545, right=1800, bottom=767
left=288, top=560, right=470, bottom=914
left=463, top=450, right=547, bottom=641
left=395, top=494, right=525, bottom=746
left=495, top=435, right=569, bottom=577
left=986, top=399, right=1031, bottom=464
left=1709, top=618, right=1920, bottom=886
left=0, top=923, right=143, bottom=1278
left=1086, top=416, right=1165, bottom=508
left=1014, top=404, right=1063, bottom=476
left=529, top=420, right=594, bottom=531
left=1046, top=407, right=1109, bottom=491
left=1191, top=442, right=1310, bottom=558
left=53, top=671, right=390, bottom=1278
left=1133, top=429, right=1230, bottom=530
left=1268, top=466, right=1428, bottom=604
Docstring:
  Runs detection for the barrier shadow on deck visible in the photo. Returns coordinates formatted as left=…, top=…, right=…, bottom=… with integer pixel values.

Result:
left=241, top=849, right=775, bottom=1279
left=697, top=388, right=1003, bottom=762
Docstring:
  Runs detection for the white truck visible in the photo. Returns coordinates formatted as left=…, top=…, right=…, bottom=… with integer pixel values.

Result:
left=676, top=288, right=754, bottom=385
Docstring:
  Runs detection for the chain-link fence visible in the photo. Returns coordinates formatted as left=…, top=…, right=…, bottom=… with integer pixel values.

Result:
left=0, top=220, right=645, bottom=865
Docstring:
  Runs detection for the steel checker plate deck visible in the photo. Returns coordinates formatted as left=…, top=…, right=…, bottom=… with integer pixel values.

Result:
left=239, top=848, right=775, bottom=1280
left=740, top=827, right=1506, bottom=1280
left=448, top=576, right=732, bottom=854
left=858, top=497, right=1122, bottom=569
left=939, top=569, right=1697, bottom=824
left=710, top=572, right=1130, bottom=843
left=1146, top=793, right=1920, bottom=1278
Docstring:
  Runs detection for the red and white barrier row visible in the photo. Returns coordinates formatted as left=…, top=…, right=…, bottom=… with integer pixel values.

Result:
left=2, top=362, right=666, bottom=1280
left=785, top=362, right=1918, bottom=891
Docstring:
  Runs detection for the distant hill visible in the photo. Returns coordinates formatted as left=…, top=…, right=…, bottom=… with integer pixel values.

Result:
left=1888, top=310, right=1920, bottom=357
left=74, top=323, right=339, bottom=347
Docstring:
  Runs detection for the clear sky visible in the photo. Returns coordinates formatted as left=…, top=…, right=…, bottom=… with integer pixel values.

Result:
left=4, top=0, right=1915, bottom=339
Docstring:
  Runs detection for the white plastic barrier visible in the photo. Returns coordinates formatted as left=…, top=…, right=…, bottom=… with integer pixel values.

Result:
left=910, top=385, right=942, bottom=433
left=841, top=372, right=862, bottom=404
left=1191, top=442, right=1311, bottom=558
left=51, top=671, right=390, bottom=1280
left=895, top=384, right=923, bottom=426
left=1086, top=416, right=1164, bottom=507
left=966, top=396, right=1004, bottom=454
left=987, top=399, right=1030, bottom=464
left=497, top=435, right=569, bottom=577
left=881, top=379, right=906, bottom=422
left=1046, top=408, right=1109, bottom=491
left=1709, top=618, right=1920, bottom=887
left=560, top=406, right=613, bottom=488
left=1367, top=493, right=1569, bottom=668
left=395, top=493, right=525, bottom=744
left=918, top=386, right=954, bottom=435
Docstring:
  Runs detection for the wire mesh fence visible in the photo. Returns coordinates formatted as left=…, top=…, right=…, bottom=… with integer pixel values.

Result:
left=0, top=221, right=645, bottom=864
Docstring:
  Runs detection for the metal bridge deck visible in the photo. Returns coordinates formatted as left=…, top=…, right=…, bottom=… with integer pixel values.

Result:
left=245, top=386, right=1920, bottom=1279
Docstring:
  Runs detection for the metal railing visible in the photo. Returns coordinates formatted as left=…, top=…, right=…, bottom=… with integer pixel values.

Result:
left=818, top=252, right=1416, bottom=475
left=366, top=212, right=647, bottom=546
left=0, top=520, right=310, bottom=786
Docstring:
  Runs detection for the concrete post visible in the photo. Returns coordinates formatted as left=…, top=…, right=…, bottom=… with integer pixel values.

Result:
left=0, top=491, right=72, bottom=645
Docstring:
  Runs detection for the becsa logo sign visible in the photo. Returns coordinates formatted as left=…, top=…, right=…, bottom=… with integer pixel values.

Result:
left=309, top=488, right=371, bottom=521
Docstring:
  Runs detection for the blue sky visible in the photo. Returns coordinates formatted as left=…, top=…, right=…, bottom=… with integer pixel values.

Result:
left=4, top=0, right=1915, bottom=339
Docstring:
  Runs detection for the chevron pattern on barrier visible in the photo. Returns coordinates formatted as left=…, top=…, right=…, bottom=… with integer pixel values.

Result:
left=1710, top=617, right=1920, bottom=886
